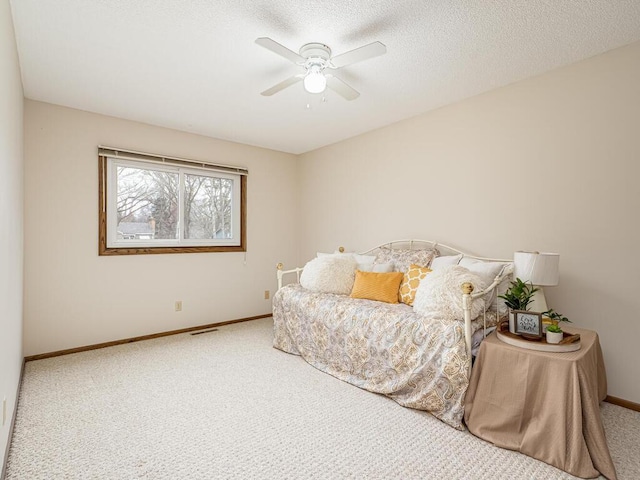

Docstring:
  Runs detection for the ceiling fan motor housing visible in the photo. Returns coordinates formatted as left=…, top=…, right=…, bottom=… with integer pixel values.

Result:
left=299, top=43, right=331, bottom=60
left=300, top=43, right=332, bottom=69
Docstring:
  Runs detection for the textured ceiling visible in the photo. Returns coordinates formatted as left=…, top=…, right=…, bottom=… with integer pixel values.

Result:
left=9, top=0, right=640, bottom=154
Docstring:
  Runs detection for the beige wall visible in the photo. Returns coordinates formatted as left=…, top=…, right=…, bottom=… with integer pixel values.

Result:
left=23, top=101, right=298, bottom=356
left=0, top=0, right=24, bottom=465
left=298, top=41, right=640, bottom=403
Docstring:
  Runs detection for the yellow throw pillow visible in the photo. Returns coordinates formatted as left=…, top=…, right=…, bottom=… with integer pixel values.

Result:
left=350, top=270, right=404, bottom=304
left=399, top=264, right=432, bottom=306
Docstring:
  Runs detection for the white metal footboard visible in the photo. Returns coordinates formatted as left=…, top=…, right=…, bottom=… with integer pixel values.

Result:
left=276, top=262, right=302, bottom=290
left=460, top=271, right=509, bottom=375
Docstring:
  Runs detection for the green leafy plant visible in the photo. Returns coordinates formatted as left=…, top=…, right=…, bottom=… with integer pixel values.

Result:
left=542, top=309, right=571, bottom=323
left=498, top=278, right=539, bottom=311
left=546, top=324, right=563, bottom=333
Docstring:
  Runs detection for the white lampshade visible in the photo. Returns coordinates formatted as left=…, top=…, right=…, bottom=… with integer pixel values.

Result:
left=513, top=251, right=560, bottom=286
left=303, top=66, right=327, bottom=94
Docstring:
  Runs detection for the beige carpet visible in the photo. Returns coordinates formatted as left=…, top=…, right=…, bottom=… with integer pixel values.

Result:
left=6, top=318, right=639, bottom=479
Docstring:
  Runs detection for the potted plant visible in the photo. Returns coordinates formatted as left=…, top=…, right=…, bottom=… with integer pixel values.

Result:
left=541, top=309, right=571, bottom=332
left=546, top=324, right=564, bottom=344
left=498, top=278, right=538, bottom=333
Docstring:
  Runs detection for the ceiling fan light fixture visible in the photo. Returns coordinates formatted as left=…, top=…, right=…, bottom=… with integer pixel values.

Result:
left=303, top=65, right=327, bottom=94
left=256, top=37, right=386, bottom=100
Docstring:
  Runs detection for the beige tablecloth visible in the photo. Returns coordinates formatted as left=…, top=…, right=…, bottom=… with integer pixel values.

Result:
left=464, top=328, right=616, bottom=479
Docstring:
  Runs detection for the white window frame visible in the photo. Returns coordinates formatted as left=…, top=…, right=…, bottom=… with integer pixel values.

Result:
left=98, top=147, right=247, bottom=256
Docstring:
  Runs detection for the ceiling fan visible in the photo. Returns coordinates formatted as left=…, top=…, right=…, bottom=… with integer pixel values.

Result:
left=255, top=37, right=387, bottom=101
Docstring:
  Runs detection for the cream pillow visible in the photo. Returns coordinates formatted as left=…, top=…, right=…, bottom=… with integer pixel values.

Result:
left=458, top=258, right=511, bottom=313
left=430, top=254, right=463, bottom=270
left=494, top=269, right=513, bottom=314
left=300, top=255, right=357, bottom=295
left=350, top=271, right=404, bottom=304
left=398, top=264, right=432, bottom=306
left=317, top=251, right=377, bottom=264
left=413, top=265, right=487, bottom=320
left=357, top=261, right=394, bottom=273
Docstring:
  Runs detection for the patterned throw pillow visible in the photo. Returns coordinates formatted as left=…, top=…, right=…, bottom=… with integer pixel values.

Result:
left=350, top=270, right=404, bottom=304
left=399, top=264, right=432, bottom=306
left=374, top=247, right=437, bottom=273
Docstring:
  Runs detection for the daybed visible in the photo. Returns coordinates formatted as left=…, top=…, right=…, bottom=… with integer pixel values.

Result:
left=272, top=240, right=512, bottom=429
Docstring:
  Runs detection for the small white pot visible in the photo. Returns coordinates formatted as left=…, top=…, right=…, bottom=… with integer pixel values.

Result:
left=509, top=312, right=515, bottom=334
left=546, top=330, right=563, bottom=344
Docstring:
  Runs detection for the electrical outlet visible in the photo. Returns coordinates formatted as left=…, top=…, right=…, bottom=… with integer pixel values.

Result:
left=175, top=301, right=182, bottom=312
left=2, top=397, right=6, bottom=426
left=264, top=290, right=270, bottom=300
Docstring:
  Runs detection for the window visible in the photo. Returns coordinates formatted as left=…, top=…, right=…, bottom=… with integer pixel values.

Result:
left=99, top=147, right=247, bottom=255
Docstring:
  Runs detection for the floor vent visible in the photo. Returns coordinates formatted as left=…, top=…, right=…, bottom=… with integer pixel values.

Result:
left=190, top=328, right=219, bottom=336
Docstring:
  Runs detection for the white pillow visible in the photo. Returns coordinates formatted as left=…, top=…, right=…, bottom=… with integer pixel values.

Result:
left=413, top=265, right=488, bottom=320
left=356, top=261, right=394, bottom=273
left=458, top=258, right=510, bottom=311
left=301, top=255, right=357, bottom=295
left=494, top=266, right=513, bottom=315
left=317, top=251, right=376, bottom=264
left=430, top=254, right=463, bottom=270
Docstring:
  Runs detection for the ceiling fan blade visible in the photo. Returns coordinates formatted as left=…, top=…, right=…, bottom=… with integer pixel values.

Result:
left=330, top=41, right=387, bottom=68
left=326, top=75, right=360, bottom=101
left=255, top=37, right=304, bottom=64
left=260, top=75, right=303, bottom=96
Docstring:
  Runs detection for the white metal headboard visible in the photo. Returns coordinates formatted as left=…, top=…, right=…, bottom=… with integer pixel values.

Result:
left=358, top=239, right=510, bottom=263
left=276, top=239, right=512, bottom=289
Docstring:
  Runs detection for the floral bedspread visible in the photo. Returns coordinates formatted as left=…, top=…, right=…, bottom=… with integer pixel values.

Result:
left=272, top=284, right=492, bottom=429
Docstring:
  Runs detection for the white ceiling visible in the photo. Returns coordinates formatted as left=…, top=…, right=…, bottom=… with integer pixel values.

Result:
left=9, top=1, right=640, bottom=154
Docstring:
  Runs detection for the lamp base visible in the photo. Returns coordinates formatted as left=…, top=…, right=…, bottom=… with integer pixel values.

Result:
left=528, top=288, right=548, bottom=314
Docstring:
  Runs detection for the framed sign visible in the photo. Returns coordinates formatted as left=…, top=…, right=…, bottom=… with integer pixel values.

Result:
left=513, top=310, right=543, bottom=339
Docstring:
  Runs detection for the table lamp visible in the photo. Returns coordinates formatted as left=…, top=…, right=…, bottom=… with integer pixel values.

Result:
left=513, top=251, right=560, bottom=313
